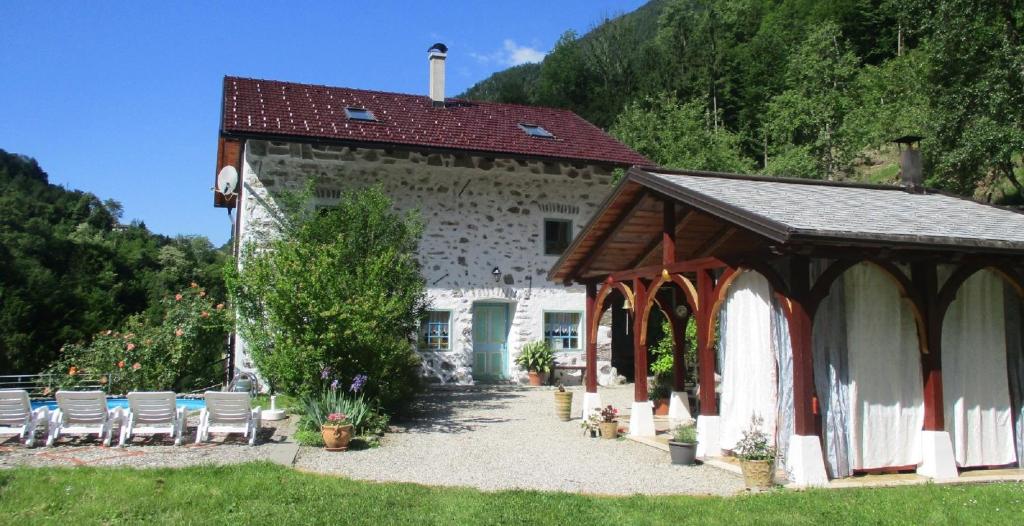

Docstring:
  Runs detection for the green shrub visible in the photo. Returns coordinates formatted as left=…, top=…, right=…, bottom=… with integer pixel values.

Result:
left=515, top=340, right=554, bottom=373
left=296, top=374, right=389, bottom=446
left=226, top=186, right=427, bottom=410
left=46, top=285, right=229, bottom=393
left=649, top=318, right=697, bottom=385
left=672, top=423, right=697, bottom=444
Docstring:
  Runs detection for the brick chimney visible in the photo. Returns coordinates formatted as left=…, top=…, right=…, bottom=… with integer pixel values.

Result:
left=894, top=135, right=924, bottom=193
left=428, top=43, right=447, bottom=107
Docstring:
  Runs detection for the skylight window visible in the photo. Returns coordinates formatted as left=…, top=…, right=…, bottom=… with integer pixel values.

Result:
left=344, top=107, right=377, bottom=122
left=519, top=123, right=554, bottom=138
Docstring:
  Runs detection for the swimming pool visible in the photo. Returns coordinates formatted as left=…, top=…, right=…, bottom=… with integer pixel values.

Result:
left=31, top=398, right=206, bottom=412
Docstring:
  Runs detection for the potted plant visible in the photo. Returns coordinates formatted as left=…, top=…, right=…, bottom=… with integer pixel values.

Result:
left=581, top=409, right=601, bottom=438
left=553, top=383, right=573, bottom=421
left=515, top=340, right=554, bottom=386
left=668, top=421, right=698, bottom=465
left=649, top=376, right=672, bottom=416
left=321, top=412, right=354, bottom=451
left=598, top=404, right=619, bottom=439
left=734, top=415, right=777, bottom=488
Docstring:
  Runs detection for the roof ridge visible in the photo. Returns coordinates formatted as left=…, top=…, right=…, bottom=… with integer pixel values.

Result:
left=643, top=166, right=907, bottom=191
left=222, top=75, right=583, bottom=115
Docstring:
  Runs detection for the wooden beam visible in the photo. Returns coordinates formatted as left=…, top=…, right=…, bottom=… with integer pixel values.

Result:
left=696, top=269, right=717, bottom=415
left=633, top=278, right=649, bottom=403
left=609, top=256, right=727, bottom=283
left=624, top=207, right=698, bottom=271
left=575, top=190, right=649, bottom=277
left=585, top=282, right=598, bottom=393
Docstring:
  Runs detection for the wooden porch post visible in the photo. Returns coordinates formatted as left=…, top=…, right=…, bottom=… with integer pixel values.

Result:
left=786, top=256, right=817, bottom=437
left=584, top=281, right=598, bottom=393
left=670, top=313, right=687, bottom=392
left=696, top=269, right=717, bottom=415
left=913, top=263, right=944, bottom=431
left=633, top=277, right=649, bottom=403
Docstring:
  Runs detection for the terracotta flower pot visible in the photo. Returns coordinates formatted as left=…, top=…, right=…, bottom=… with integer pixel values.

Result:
left=527, top=371, right=544, bottom=386
left=599, top=421, right=618, bottom=439
left=652, top=398, right=670, bottom=416
left=740, top=459, right=774, bottom=488
left=322, top=424, right=354, bottom=451
left=553, top=391, right=573, bottom=421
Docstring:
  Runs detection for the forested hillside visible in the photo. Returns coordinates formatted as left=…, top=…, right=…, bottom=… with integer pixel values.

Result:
left=0, top=150, right=227, bottom=373
left=461, top=0, right=1024, bottom=202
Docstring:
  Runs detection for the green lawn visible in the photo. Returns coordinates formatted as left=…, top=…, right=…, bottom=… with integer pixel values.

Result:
left=1, top=462, right=1022, bottom=525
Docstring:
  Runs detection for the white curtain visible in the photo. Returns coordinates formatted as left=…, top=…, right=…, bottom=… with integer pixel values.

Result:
left=845, top=263, right=924, bottom=470
left=942, top=270, right=1017, bottom=468
left=719, top=271, right=778, bottom=451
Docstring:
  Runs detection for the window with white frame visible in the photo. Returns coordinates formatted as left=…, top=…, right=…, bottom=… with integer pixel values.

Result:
left=544, top=312, right=582, bottom=351
left=419, top=310, right=451, bottom=351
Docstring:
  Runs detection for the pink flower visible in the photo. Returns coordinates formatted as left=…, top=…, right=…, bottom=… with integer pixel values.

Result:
left=175, top=294, right=183, bottom=301
left=190, top=282, right=198, bottom=288
left=326, top=412, right=347, bottom=423
left=118, top=361, right=125, bottom=369
left=200, top=311, right=209, bottom=318
left=68, top=366, right=78, bottom=376
left=132, top=362, right=141, bottom=370
left=199, top=291, right=206, bottom=297
left=175, top=328, right=184, bottom=337
left=216, top=303, right=224, bottom=310
left=126, top=343, right=135, bottom=351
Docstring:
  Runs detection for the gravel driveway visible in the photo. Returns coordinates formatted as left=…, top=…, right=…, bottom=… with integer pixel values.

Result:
left=295, top=384, right=744, bottom=496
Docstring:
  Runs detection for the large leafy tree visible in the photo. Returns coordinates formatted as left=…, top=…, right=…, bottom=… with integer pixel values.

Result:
left=0, top=149, right=227, bottom=374
left=612, top=93, right=754, bottom=173
left=226, top=186, right=427, bottom=410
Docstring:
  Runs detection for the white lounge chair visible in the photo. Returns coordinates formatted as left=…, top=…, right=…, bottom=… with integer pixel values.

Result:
left=47, top=390, right=120, bottom=447
left=196, top=391, right=261, bottom=446
left=0, top=389, right=49, bottom=447
left=120, top=391, right=187, bottom=446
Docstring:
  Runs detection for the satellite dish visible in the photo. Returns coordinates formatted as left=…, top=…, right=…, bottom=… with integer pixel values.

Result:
left=217, top=165, right=238, bottom=195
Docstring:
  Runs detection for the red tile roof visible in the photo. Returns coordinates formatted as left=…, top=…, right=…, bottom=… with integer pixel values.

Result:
left=221, top=76, right=651, bottom=167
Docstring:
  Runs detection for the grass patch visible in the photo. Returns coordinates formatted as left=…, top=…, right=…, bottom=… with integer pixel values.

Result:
left=1, top=463, right=1023, bottom=524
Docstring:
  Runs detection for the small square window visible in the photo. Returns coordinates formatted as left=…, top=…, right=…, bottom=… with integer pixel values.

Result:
left=519, top=123, right=554, bottom=138
left=544, top=312, right=581, bottom=351
left=344, top=107, right=377, bottom=121
left=544, top=219, right=572, bottom=256
left=419, top=311, right=451, bottom=351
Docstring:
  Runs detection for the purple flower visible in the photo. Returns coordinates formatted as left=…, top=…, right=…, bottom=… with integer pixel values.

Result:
left=320, top=367, right=331, bottom=380
left=330, top=379, right=339, bottom=390
left=350, top=374, right=368, bottom=393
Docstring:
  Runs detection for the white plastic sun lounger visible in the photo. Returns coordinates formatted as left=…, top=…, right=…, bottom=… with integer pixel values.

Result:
left=47, top=390, right=121, bottom=447
left=120, top=391, right=187, bottom=446
left=196, top=391, right=261, bottom=446
left=0, top=389, right=49, bottom=447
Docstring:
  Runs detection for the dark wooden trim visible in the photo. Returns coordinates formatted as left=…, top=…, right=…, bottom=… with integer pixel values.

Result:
left=694, top=225, right=737, bottom=259
left=608, top=256, right=727, bottom=283
left=662, top=198, right=676, bottom=265
left=696, top=269, right=719, bottom=415
left=585, top=282, right=598, bottom=393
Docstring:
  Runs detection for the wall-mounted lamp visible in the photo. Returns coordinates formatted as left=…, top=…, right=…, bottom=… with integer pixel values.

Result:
left=491, top=267, right=502, bottom=283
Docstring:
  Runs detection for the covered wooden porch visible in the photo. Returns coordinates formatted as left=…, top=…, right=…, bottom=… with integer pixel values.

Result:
left=549, top=163, right=1024, bottom=486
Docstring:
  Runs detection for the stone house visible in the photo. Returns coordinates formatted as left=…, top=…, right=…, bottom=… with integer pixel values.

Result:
left=213, top=45, right=650, bottom=384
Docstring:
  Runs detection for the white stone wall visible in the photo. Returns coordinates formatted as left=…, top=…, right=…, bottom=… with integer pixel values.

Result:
left=233, top=140, right=616, bottom=384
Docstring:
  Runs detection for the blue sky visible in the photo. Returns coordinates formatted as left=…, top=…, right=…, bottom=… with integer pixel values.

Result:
left=0, top=1, right=646, bottom=245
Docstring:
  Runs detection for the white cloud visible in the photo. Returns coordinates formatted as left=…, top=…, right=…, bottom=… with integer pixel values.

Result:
left=502, top=40, right=545, bottom=66
left=470, top=39, right=546, bottom=67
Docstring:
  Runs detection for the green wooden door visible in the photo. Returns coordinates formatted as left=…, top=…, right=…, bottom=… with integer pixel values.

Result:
left=472, top=303, right=508, bottom=380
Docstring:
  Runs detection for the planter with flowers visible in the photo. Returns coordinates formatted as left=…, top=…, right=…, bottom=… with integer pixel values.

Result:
left=515, top=340, right=554, bottom=386
left=668, top=421, right=698, bottom=465
left=734, top=415, right=777, bottom=488
left=321, top=412, right=354, bottom=451
left=598, top=405, right=619, bottom=439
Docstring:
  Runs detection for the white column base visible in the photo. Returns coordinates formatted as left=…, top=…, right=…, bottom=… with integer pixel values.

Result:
left=629, top=401, right=656, bottom=437
left=785, top=434, right=829, bottom=487
left=695, top=415, right=722, bottom=458
left=581, top=391, right=602, bottom=420
left=917, top=430, right=959, bottom=480
left=667, top=391, right=693, bottom=423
